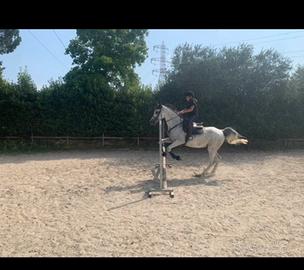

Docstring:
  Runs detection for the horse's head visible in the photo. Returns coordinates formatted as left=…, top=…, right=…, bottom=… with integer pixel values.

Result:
left=149, top=104, right=163, bottom=126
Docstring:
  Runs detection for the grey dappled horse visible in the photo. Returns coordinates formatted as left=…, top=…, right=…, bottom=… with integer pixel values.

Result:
left=150, top=104, right=248, bottom=177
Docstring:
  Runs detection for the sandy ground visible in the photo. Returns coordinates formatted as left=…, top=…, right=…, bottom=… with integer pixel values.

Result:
left=0, top=148, right=304, bottom=257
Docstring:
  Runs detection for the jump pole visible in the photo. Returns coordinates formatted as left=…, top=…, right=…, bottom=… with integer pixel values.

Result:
left=147, top=118, right=174, bottom=198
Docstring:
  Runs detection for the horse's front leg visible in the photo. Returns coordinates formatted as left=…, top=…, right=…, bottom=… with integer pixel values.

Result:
left=166, top=139, right=185, bottom=161
left=161, top=137, right=171, bottom=144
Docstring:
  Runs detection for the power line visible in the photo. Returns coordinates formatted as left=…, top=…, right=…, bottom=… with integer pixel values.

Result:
left=251, top=35, right=304, bottom=45
left=287, top=55, right=304, bottom=58
left=211, top=33, right=304, bottom=64
left=213, top=30, right=304, bottom=48
left=280, top=49, right=304, bottom=54
left=52, top=30, right=67, bottom=50
left=28, top=30, right=68, bottom=68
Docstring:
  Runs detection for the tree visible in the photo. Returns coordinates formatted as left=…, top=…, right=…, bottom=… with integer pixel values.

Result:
left=65, top=29, right=148, bottom=89
left=287, top=66, right=304, bottom=137
left=0, top=68, right=38, bottom=137
left=0, top=29, right=21, bottom=72
left=289, top=66, right=304, bottom=97
left=38, top=79, right=71, bottom=136
left=14, top=68, right=39, bottom=137
left=0, top=74, right=16, bottom=136
left=58, top=29, right=150, bottom=136
left=158, top=43, right=295, bottom=139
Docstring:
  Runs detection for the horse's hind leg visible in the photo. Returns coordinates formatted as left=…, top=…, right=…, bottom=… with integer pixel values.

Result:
left=210, top=153, right=221, bottom=175
left=210, top=147, right=224, bottom=173
left=203, top=150, right=217, bottom=176
left=207, top=146, right=224, bottom=175
left=195, top=147, right=217, bottom=177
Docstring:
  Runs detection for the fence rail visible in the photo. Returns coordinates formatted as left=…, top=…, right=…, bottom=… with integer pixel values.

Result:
left=0, top=136, right=304, bottom=148
left=0, top=135, right=158, bottom=147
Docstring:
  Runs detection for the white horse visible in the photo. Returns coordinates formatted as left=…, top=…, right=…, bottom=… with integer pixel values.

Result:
left=150, top=104, right=248, bottom=177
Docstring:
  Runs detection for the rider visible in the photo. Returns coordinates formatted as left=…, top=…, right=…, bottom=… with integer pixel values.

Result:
left=177, top=91, right=199, bottom=142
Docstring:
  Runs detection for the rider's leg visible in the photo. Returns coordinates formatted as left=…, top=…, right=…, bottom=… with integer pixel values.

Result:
left=183, top=117, right=190, bottom=141
left=186, top=116, right=195, bottom=141
left=183, top=117, right=188, bottom=133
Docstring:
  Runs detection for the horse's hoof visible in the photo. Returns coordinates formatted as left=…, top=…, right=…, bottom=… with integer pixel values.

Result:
left=169, top=152, right=181, bottom=161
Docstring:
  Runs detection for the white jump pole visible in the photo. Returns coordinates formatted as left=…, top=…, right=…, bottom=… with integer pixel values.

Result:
left=147, top=118, right=174, bottom=198
left=159, top=118, right=166, bottom=189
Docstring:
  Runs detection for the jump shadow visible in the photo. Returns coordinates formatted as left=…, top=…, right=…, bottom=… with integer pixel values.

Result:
left=107, top=197, right=148, bottom=211
left=104, top=176, right=228, bottom=195
left=105, top=177, right=233, bottom=211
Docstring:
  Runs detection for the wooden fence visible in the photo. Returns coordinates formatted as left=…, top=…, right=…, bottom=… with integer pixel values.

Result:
left=0, top=134, right=158, bottom=147
left=0, top=135, right=304, bottom=149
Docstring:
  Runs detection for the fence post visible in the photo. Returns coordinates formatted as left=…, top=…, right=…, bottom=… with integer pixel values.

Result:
left=102, top=133, right=105, bottom=147
left=137, top=136, right=140, bottom=146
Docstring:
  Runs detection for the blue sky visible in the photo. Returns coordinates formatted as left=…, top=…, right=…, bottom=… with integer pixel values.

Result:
left=1, top=29, right=304, bottom=89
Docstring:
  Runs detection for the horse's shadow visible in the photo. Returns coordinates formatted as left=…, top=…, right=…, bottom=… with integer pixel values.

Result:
left=104, top=176, right=230, bottom=195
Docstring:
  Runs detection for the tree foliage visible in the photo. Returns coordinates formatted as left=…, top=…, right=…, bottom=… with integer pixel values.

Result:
left=158, top=43, right=301, bottom=139
left=0, top=29, right=21, bottom=72
left=66, top=29, right=148, bottom=89
left=1, top=33, right=304, bottom=141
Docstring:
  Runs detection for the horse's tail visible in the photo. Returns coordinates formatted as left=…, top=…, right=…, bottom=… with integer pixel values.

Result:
left=222, top=127, right=248, bottom=145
